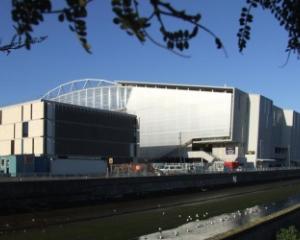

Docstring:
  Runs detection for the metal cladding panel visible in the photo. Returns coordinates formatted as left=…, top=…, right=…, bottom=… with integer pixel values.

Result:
left=28, top=119, right=44, bottom=138
left=51, top=159, right=106, bottom=175
left=0, top=140, right=11, bottom=155
left=257, top=96, right=273, bottom=158
left=46, top=138, right=54, bottom=155
left=0, top=124, right=14, bottom=141
left=23, top=138, right=33, bottom=154
left=34, top=137, right=44, bottom=155
left=272, top=106, right=285, bottom=147
left=231, top=89, right=249, bottom=144
left=291, top=112, right=300, bottom=162
left=32, top=102, right=44, bottom=120
left=52, top=102, right=137, bottom=158
left=23, top=104, right=31, bottom=121
left=247, top=95, right=260, bottom=157
left=2, top=106, right=22, bottom=124
left=34, top=156, right=50, bottom=173
left=126, top=87, right=233, bottom=147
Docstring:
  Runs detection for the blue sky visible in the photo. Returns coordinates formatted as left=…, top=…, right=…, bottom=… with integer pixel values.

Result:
left=1, top=0, right=300, bottom=111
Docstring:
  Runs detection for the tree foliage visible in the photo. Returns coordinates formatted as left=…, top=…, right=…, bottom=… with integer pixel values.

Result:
left=238, top=0, right=300, bottom=59
left=276, top=225, right=300, bottom=240
left=2, top=0, right=300, bottom=58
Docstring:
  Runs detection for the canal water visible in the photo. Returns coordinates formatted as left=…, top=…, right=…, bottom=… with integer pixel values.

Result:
left=1, top=179, right=300, bottom=240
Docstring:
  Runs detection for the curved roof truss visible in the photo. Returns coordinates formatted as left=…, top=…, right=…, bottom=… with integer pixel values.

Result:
left=42, top=78, right=117, bottom=99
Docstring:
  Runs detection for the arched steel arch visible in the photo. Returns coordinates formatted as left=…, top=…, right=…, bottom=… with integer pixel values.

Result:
left=42, top=78, right=131, bottom=111
left=42, top=78, right=117, bottom=100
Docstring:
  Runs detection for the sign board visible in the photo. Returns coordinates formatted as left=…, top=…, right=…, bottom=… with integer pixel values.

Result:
left=226, top=146, right=235, bottom=155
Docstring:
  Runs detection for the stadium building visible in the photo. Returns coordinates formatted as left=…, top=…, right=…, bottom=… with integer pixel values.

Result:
left=42, top=79, right=300, bottom=168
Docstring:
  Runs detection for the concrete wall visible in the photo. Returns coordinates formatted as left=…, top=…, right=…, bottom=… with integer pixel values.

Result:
left=0, top=169, right=300, bottom=212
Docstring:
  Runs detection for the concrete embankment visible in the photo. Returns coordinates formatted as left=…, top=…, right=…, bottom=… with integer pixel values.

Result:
left=1, top=169, right=300, bottom=213
left=209, top=203, right=300, bottom=240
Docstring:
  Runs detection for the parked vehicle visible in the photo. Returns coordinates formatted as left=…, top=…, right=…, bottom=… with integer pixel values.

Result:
left=157, top=164, right=187, bottom=175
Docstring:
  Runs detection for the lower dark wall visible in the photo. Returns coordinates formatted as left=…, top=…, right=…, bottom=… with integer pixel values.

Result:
left=1, top=169, right=300, bottom=213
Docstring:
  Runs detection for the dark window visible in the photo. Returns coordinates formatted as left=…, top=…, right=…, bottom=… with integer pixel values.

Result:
left=22, top=122, right=28, bottom=137
left=0, top=110, right=2, bottom=125
left=11, top=140, right=14, bottom=155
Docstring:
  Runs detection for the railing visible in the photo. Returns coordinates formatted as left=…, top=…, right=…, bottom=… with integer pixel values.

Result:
left=1, top=164, right=300, bottom=181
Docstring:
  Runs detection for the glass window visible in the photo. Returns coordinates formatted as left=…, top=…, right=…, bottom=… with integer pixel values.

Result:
left=22, top=122, right=29, bottom=137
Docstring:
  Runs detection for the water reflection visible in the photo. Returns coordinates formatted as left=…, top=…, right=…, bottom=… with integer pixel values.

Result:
left=140, top=195, right=300, bottom=240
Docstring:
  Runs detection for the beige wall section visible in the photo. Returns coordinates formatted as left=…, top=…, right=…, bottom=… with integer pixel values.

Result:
left=0, top=141, right=11, bottom=156
left=32, top=102, right=44, bottom=120
left=34, top=137, right=44, bottom=155
left=14, top=139, right=22, bottom=155
left=2, top=106, right=22, bottom=124
left=23, top=104, right=31, bottom=121
left=23, top=138, right=33, bottom=154
left=15, top=122, right=22, bottom=139
left=0, top=124, right=14, bottom=141
left=28, top=119, right=44, bottom=137
left=0, top=100, right=46, bottom=156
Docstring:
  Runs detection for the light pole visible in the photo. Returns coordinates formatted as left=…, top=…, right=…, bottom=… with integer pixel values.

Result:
left=288, top=144, right=291, bottom=168
left=178, top=132, right=182, bottom=162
